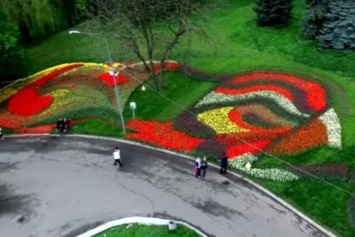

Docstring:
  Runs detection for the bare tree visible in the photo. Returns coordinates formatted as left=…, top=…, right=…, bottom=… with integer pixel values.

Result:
left=85, top=0, right=207, bottom=91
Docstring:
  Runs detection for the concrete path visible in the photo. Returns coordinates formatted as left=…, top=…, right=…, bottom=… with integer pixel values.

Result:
left=0, top=136, right=330, bottom=237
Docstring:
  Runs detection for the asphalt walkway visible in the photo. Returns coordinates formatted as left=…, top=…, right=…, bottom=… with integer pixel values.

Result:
left=0, top=136, right=331, bottom=237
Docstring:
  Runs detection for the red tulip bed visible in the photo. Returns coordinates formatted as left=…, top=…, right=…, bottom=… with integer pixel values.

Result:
left=0, top=62, right=344, bottom=182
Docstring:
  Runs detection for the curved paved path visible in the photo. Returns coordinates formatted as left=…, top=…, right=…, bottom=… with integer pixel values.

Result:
left=0, top=136, right=331, bottom=237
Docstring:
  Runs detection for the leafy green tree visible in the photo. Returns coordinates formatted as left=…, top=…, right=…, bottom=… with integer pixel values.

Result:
left=253, top=0, right=293, bottom=28
left=301, top=0, right=330, bottom=40
left=318, top=0, right=355, bottom=50
left=0, top=16, right=27, bottom=83
left=0, top=0, right=90, bottom=41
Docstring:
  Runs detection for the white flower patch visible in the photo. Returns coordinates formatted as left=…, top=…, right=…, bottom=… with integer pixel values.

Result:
left=195, top=91, right=310, bottom=118
left=247, top=168, right=299, bottom=182
left=230, top=153, right=259, bottom=169
left=229, top=153, right=299, bottom=182
left=319, top=108, right=342, bottom=149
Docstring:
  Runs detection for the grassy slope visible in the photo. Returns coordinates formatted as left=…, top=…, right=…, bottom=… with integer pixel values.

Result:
left=94, top=224, right=200, bottom=237
left=123, top=71, right=216, bottom=122
left=25, top=0, right=355, bottom=236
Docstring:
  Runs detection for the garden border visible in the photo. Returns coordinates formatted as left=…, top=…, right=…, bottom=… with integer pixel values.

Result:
left=75, top=216, right=207, bottom=237
left=7, top=133, right=337, bottom=237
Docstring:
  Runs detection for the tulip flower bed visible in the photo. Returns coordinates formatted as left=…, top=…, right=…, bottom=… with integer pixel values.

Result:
left=1, top=63, right=344, bottom=183
left=0, top=62, right=345, bottom=179
left=0, top=61, right=179, bottom=133
left=127, top=71, right=342, bottom=165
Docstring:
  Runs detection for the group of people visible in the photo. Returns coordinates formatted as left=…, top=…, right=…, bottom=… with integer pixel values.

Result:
left=56, top=118, right=71, bottom=133
left=112, top=147, right=229, bottom=179
left=194, top=152, right=228, bottom=179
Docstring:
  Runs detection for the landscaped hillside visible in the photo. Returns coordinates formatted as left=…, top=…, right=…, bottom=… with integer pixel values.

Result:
left=1, top=0, right=355, bottom=236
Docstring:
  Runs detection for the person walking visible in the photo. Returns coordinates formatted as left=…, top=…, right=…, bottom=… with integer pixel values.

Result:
left=200, top=157, right=208, bottom=180
left=194, top=157, right=201, bottom=178
left=113, top=147, right=123, bottom=167
left=0, top=127, right=4, bottom=142
left=220, top=152, right=228, bottom=175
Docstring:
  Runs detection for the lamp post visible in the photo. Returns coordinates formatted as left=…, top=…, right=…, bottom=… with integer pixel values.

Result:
left=69, top=30, right=126, bottom=133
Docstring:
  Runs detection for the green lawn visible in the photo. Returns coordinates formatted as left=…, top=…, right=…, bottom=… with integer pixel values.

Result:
left=123, top=71, right=216, bottom=122
left=25, top=0, right=355, bottom=236
left=93, top=224, right=200, bottom=237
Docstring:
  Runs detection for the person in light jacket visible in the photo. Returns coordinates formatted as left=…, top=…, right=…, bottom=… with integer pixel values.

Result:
left=194, top=157, right=201, bottom=178
left=113, top=147, right=123, bottom=167
left=0, top=127, right=4, bottom=141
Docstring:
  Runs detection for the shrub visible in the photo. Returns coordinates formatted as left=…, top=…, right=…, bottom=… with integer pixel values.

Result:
left=347, top=193, right=355, bottom=230
left=253, top=0, right=293, bottom=28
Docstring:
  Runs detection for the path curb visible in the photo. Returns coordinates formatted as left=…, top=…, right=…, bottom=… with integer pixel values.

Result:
left=76, top=216, right=207, bottom=237
left=7, top=134, right=337, bottom=237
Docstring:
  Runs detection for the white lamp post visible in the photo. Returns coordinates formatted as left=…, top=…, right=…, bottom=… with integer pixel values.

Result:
left=69, top=30, right=126, bottom=133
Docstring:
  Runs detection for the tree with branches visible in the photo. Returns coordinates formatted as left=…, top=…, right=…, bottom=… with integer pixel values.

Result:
left=85, top=0, right=208, bottom=91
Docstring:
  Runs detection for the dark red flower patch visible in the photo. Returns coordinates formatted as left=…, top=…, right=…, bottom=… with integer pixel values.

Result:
left=228, top=108, right=293, bottom=134
left=173, top=112, right=216, bottom=139
left=215, top=135, right=273, bottom=158
left=31, top=63, right=83, bottom=86
left=98, top=72, right=128, bottom=87
left=288, top=164, right=349, bottom=181
left=8, top=88, right=53, bottom=116
left=126, top=119, right=202, bottom=151
left=195, top=139, right=225, bottom=157
left=229, top=72, right=327, bottom=112
left=153, top=61, right=179, bottom=72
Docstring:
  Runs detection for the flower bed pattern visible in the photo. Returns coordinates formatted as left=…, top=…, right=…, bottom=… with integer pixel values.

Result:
left=0, top=64, right=343, bottom=182
left=125, top=69, right=343, bottom=181
left=0, top=61, right=179, bottom=133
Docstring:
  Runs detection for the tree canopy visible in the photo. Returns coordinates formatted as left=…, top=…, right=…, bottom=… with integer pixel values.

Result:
left=0, top=15, right=27, bottom=83
left=85, top=0, right=209, bottom=91
left=317, top=0, right=355, bottom=51
left=0, top=0, right=88, bottom=41
left=301, top=0, right=330, bottom=40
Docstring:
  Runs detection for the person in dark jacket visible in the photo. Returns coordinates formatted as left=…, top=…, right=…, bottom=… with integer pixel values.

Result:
left=200, top=157, right=208, bottom=179
left=63, top=118, right=71, bottom=132
left=220, top=152, right=228, bottom=175
left=56, top=118, right=64, bottom=133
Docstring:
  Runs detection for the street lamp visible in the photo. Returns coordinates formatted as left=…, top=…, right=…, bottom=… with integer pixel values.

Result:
left=109, top=68, right=126, bottom=134
left=69, top=30, right=126, bottom=133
